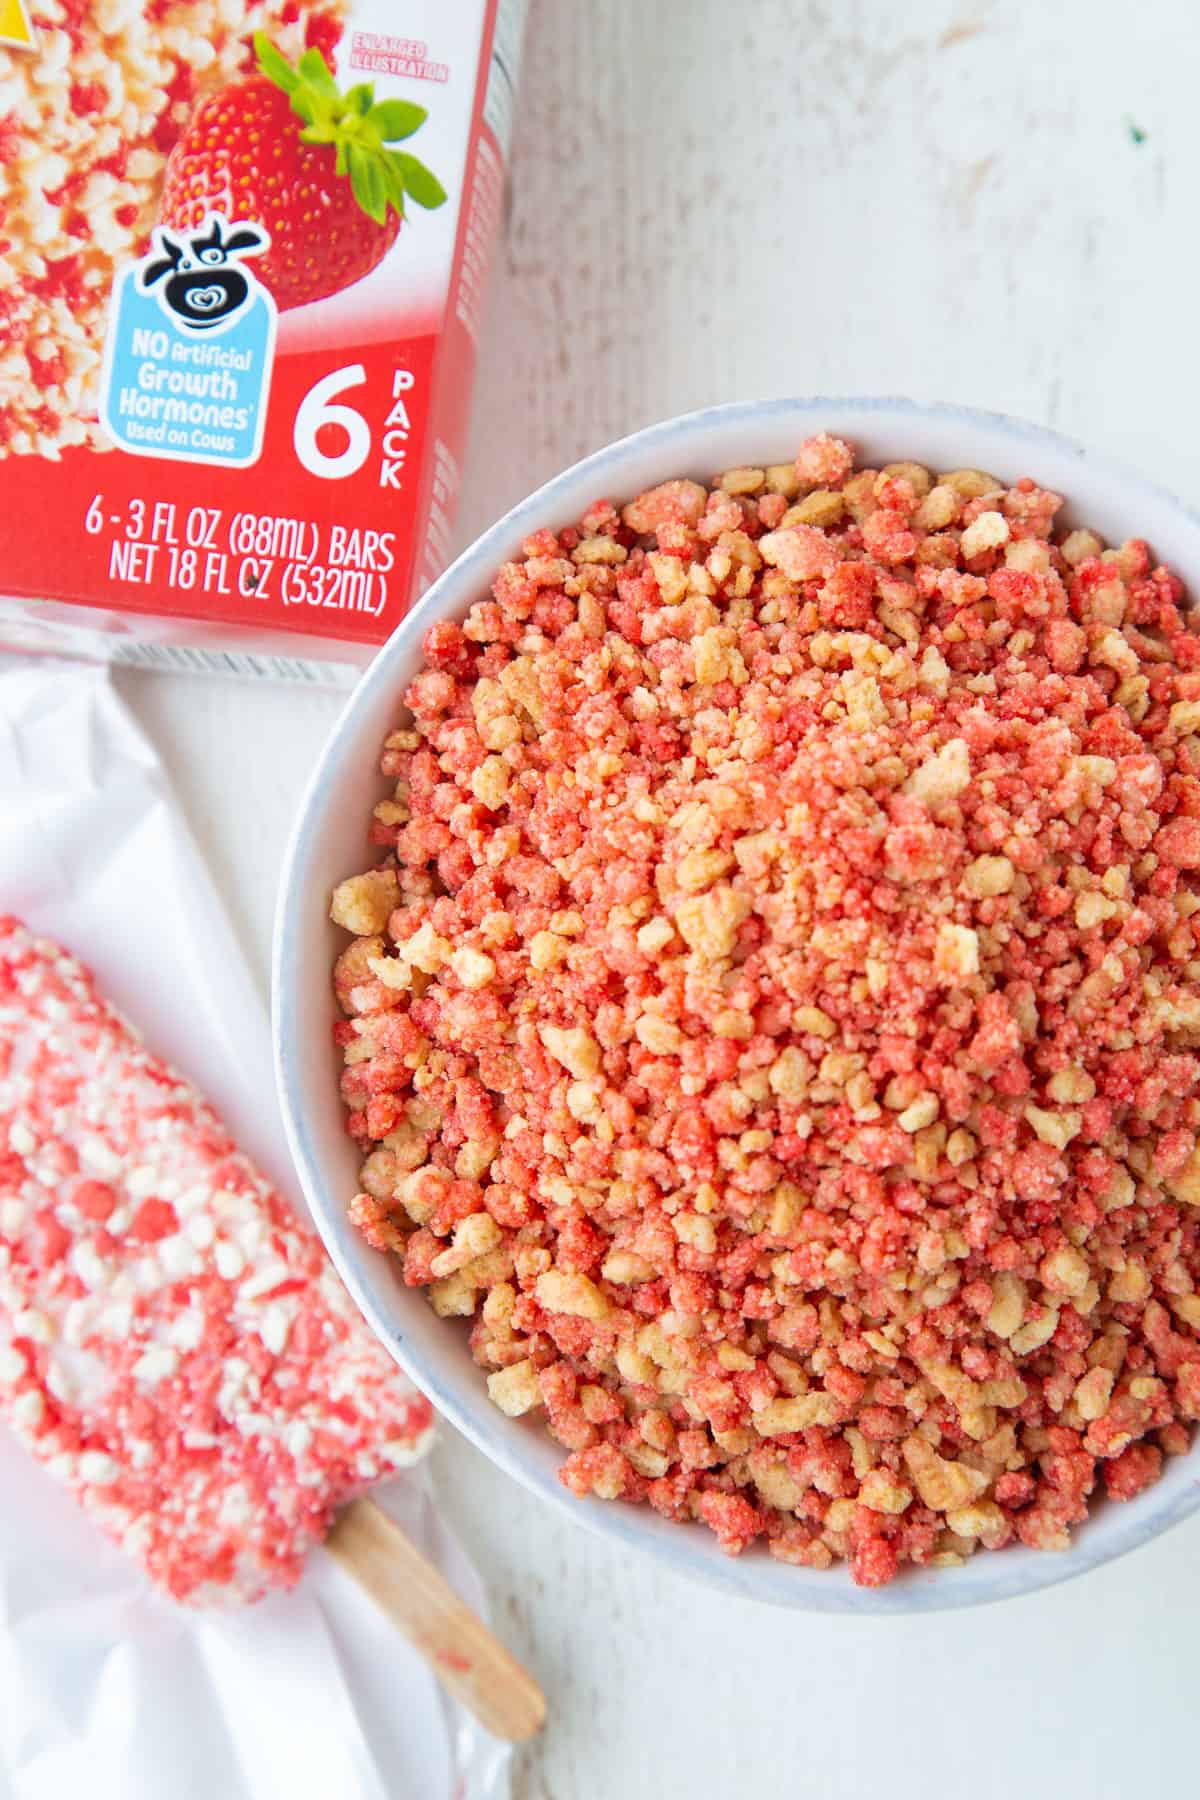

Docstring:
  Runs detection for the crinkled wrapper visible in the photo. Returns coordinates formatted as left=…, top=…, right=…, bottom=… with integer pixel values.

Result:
left=0, top=658, right=509, bottom=1800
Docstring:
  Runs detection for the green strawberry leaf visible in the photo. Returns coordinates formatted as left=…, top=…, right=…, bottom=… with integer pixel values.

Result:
left=255, top=38, right=447, bottom=229
left=381, top=158, right=408, bottom=218
left=297, top=47, right=339, bottom=96
left=254, top=33, right=299, bottom=92
left=367, top=99, right=429, bottom=142
left=347, top=142, right=388, bottom=225
left=395, top=151, right=447, bottom=209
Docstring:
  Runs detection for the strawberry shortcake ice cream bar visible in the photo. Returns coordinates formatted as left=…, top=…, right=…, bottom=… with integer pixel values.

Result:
left=0, top=918, right=432, bottom=1602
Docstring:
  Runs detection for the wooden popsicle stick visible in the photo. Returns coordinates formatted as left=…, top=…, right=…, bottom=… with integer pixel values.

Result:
left=326, top=1496, right=546, bottom=1742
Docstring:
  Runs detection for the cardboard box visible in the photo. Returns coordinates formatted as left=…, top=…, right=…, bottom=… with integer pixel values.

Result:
left=0, top=0, right=525, bottom=680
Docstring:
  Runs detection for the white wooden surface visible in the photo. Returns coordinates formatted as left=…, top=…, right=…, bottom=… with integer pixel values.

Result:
left=117, top=2, right=1200, bottom=1794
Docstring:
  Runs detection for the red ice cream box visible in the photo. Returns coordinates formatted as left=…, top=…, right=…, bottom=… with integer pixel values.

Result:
left=0, top=0, right=525, bottom=680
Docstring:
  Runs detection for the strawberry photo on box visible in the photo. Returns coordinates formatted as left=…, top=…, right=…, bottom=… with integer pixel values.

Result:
left=160, top=34, right=447, bottom=313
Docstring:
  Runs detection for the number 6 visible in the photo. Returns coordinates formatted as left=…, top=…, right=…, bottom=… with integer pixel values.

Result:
left=293, top=364, right=370, bottom=480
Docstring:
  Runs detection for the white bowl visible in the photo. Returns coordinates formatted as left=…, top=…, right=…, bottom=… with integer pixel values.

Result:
left=274, top=397, right=1200, bottom=1612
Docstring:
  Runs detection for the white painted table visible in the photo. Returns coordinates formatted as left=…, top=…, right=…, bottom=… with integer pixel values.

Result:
left=117, top=1, right=1200, bottom=1793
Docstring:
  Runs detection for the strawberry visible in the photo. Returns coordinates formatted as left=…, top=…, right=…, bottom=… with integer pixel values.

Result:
left=159, top=33, right=446, bottom=313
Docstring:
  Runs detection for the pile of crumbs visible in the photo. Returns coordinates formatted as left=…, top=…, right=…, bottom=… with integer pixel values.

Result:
left=331, top=435, right=1200, bottom=1586
left=0, top=0, right=342, bottom=459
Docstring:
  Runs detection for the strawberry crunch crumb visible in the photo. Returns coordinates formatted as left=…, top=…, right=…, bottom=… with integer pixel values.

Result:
left=0, top=920, right=433, bottom=1602
left=332, top=440, right=1200, bottom=1584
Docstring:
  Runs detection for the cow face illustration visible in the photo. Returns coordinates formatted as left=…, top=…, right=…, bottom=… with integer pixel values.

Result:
left=139, top=218, right=268, bottom=331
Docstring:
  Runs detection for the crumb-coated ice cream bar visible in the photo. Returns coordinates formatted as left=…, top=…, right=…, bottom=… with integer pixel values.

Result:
left=0, top=918, right=433, bottom=1603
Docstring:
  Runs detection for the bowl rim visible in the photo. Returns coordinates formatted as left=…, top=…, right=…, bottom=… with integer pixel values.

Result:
left=274, top=395, right=1200, bottom=1612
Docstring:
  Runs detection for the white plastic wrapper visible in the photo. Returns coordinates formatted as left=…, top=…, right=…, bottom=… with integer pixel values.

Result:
left=0, top=659, right=510, bottom=1800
